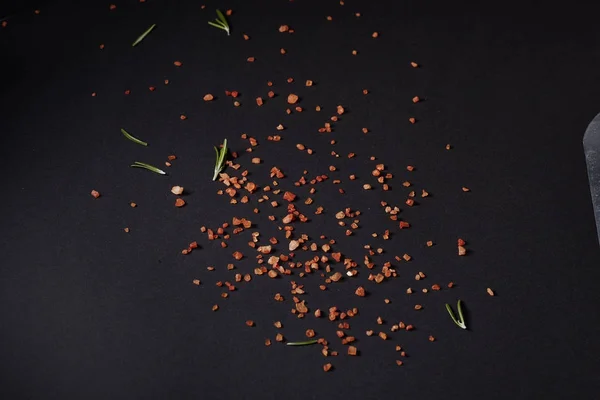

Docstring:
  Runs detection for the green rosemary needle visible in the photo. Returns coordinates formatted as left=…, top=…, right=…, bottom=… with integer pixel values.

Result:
left=131, top=161, right=166, bottom=175
left=445, top=300, right=467, bottom=329
left=132, top=23, right=156, bottom=47
left=121, top=128, right=148, bottom=146
left=208, top=10, right=230, bottom=36
left=286, top=339, right=319, bottom=346
left=212, top=138, right=228, bottom=181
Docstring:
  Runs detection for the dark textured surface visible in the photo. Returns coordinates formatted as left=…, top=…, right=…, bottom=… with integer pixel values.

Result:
left=584, top=112, right=600, bottom=244
left=2, top=1, right=600, bottom=399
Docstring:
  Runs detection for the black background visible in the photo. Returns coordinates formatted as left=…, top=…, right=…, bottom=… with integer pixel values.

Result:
left=2, top=0, right=600, bottom=399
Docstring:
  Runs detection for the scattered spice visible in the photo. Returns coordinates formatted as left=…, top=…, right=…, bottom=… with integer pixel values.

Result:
left=92, top=11, right=486, bottom=374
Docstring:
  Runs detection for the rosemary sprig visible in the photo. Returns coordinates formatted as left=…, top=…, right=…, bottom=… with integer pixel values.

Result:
left=208, top=10, right=230, bottom=36
left=132, top=23, right=156, bottom=47
left=131, top=161, right=166, bottom=175
left=212, top=138, right=228, bottom=181
left=445, top=300, right=467, bottom=329
left=121, top=128, right=148, bottom=146
left=286, top=339, right=319, bottom=346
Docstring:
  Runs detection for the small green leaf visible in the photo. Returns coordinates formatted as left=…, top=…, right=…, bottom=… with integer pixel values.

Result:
left=457, top=299, right=466, bottom=327
left=209, top=10, right=229, bottom=35
left=208, top=21, right=225, bottom=29
left=446, top=301, right=467, bottom=330
left=212, top=139, right=228, bottom=181
left=121, top=128, right=148, bottom=146
left=131, top=161, right=166, bottom=175
left=132, top=23, right=156, bottom=47
left=216, top=9, right=227, bottom=24
left=286, top=339, right=319, bottom=346
left=445, top=303, right=457, bottom=323
left=219, top=139, right=228, bottom=163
